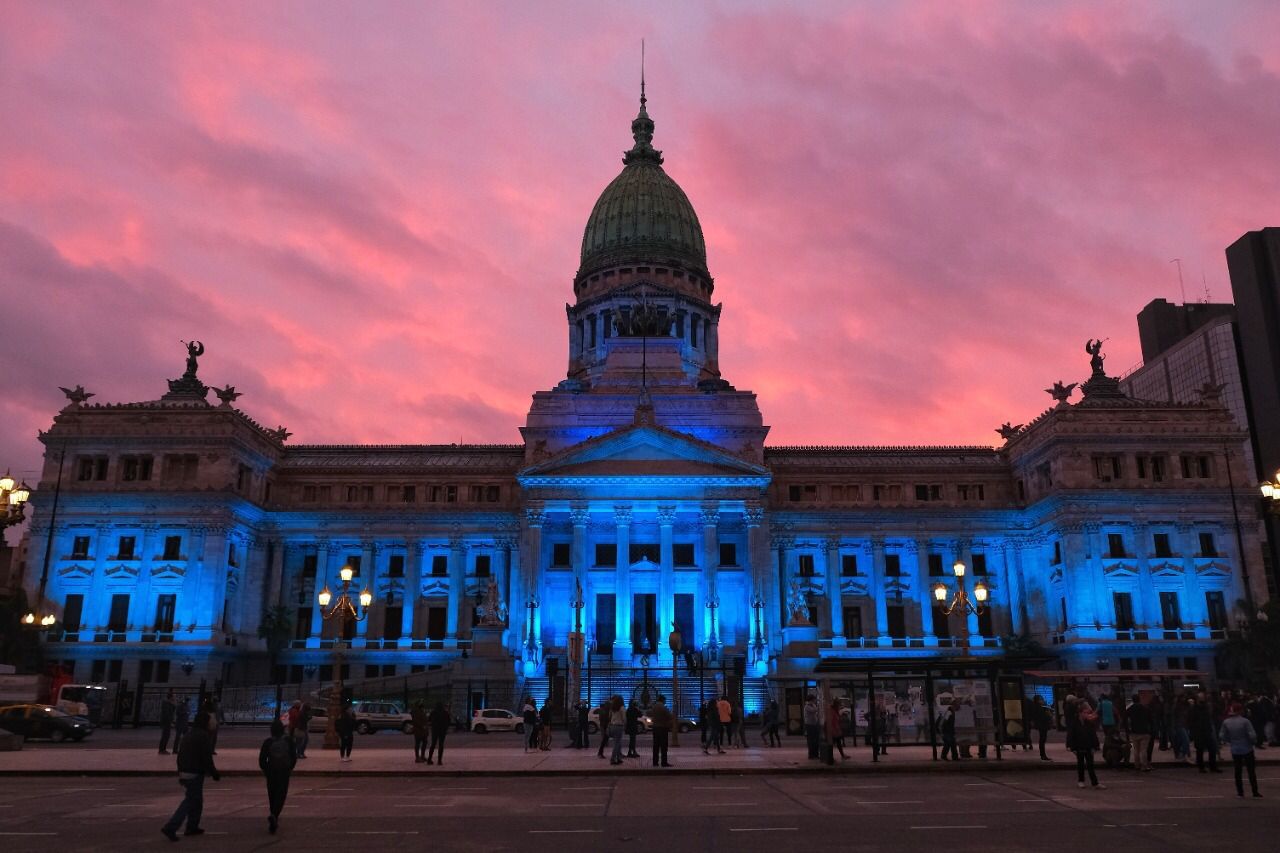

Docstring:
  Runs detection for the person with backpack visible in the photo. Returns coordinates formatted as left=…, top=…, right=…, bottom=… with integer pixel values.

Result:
left=648, top=694, right=674, bottom=767
left=160, top=711, right=220, bottom=841
left=1067, top=696, right=1105, bottom=789
left=258, top=719, right=297, bottom=834
left=939, top=702, right=959, bottom=761
left=1127, top=694, right=1153, bottom=772
left=173, top=697, right=189, bottom=754
left=1219, top=702, right=1262, bottom=798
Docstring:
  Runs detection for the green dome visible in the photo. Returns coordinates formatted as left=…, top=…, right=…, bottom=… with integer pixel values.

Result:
left=577, top=101, right=707, bottom=279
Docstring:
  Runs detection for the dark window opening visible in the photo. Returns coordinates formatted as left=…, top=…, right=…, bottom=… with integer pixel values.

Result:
left=154, top=594, right=176, bottom=633
left=928, top=553, right=944, bottom=576
left=798, top=554, right=816, bottom=577
left=595, top=544, right=617, bottom=567
left=971, top=553, right=987, bottom=575
left=841, top=554, right=859, bottom=576
left=388, top=555, right=405, bottom=578
left=1153, top=533, right=1172, bottom=558
left=162, top=535, right=181, bottom=560
left=474, top=554, right=491, bottom=577
left=1106, top=533, right=1126, bottom=558
left=71, top=536, right=91, bottom=558
left=719, top=543, right=737, bottom=567
left=673, top=544, right=695, bottom=566
left=431, top=555, right=448, bottom=576
left=884, top=553, right=901, bottom=576
left=551, top=543, right=571, bottom=568
left=1199, top=532, right=1218, bottom=557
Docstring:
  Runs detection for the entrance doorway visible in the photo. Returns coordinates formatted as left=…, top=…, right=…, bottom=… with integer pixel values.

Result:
left=595, top=593, right=616, bottom=654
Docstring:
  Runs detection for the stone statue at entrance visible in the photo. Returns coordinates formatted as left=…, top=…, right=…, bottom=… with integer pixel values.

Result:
left=479, top=576, right=507, bottom=626
left=1085, top=339, right=1106, bottom=376
left=786, top=577, right=810, bottom=626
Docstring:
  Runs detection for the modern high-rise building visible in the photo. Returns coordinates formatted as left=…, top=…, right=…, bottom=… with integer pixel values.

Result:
left=17, top=97, right=1268, bottom=734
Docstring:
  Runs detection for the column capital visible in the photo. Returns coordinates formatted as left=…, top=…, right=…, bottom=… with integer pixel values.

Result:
left=771, top=535, right=794, bottom=550
left=613, top=505, right=633, bottom=526
left=411, top=539, right=428, bottom=556
left=656, top=505, right=678, bottom=526
left=903, top=540, right=920, bottom=556
left=823, top=536, right=841, bottom=551
left=569, top=504, right=591, bottom=527
left=699, top=502, right=720, bottom=527
left=524, top=503, right=546, bottom=528
left=744, top=502, right=764, bottom=527
left=495, top=535, right=519, bottom=550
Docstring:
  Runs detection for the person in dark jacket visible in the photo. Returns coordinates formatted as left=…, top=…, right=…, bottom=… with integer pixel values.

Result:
left=411, top=701, right=429, bottom=763
left=576, top=702, right=590, bottom=749
left=1191, top=692, right=1221, bottom=773
left=940, top=704, right=959, bottom=761
left=335, top=704, right=356, bottom=762
left=1066, top=697, right=1104, bottom=789
left=161, top=712, right=220, bottom=841
left=761, top=700, right=782, bottom=747
left=1127, top=694, right=1153, bottom=772
left=427, top=702, right=450, bottom=765
left=258, top=718, right=296, bottom=833
left=521, top=698, right=539, bottom=753
left=173, top=697, right=190, bottom=754
left=596, top=700, right=612, bottom=758
left=159, top=689, right=176, bottom=754
left=648, top=694, right=673, bottom=767
left=1032, top=696, right=1052, bottom=761
left=625, top=700, right=641, bottom=758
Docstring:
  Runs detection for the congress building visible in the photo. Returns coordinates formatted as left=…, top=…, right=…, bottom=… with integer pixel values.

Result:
left=21, top=94, right=1268, bottom=736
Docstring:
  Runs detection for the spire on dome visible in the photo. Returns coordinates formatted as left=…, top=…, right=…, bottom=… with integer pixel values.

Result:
left=625, top=39, right=663, bottom=165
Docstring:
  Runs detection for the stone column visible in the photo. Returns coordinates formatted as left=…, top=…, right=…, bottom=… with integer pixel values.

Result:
left=179, top=527, right=206, bottom=637
left=870, top=538, right=890, bottom=646
left=1132, top=523, right=1158, bottom=629
left=701, top=503, right=720, bottom=650
left=447, top=533, right=465, bottom=640
left=1177, top=523, right=1208, bottom=638
left=308, top=541, right=331, bottom=645
left=1063, top=526, right=1095, bottom=634
left=959, top=540, right=982, bottom=645
left=502, top=536, right=521, bottom=653
left=523, top=505, right=545, bottom=654
left=353, top=541, right=375, bottom=643
left=614, top=505, right=633, bottom=658
left=772, top=535, right=791, bottom=631
left=197, top=526, right=229, bottom=639
left=568, top=504, right=590, bottom=639
left=998, top=540, right=1025, bottom=636
left=402, top=541, right=423, bottom=645
left=267, top=538, right=286, bottom=609
left=744, top=503, right=766, bottom=651
left=239, top=536, right=270, bottom=637
left=824, top=536, right=844, bottom=646
left=657, top=505, right=676, bottom=660
left=910, top=540, right=935, bottom=645
left=127, top=525, right=157, bottom=639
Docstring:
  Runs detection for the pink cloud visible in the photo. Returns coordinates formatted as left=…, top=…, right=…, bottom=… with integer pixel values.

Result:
left=2, top=0, right=1279, bottom=486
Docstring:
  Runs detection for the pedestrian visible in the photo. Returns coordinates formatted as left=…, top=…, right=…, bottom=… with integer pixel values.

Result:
left=427, top=701, right=450, bottom=765
left=732, top=701, right=747, bottom=748
left=648, top=694, right=673, bottom=767
left=715, top=694, right=732, bottom=755
left=1219, top=702, right=1262, bottom=798
left=577, top=701, right=590, bottom=749
left=803, top=693, right=820, bottom=760
left=173, top=697, right=189, bottom=754
left=568, top=700, right=582, bottom=749
left=1150, top=693, right=1168, bottom=755
left=411, top=700, right=429, bottom=763
left=625, top=700, right=641, bottom=758
left=762, top=699, right=782, bottom=747
left=538, top=700, right=553, bottom=750
left=1191, top=692, right=1221, bottom=773
left=336, top=703, right=356, bottom=762
left=1067, top=697, right=1104, bottom=790
left=159, top=689, right=176, bottom=754
left=258, top=718, right=296, bottom=834
left=597, top=699, right=612, bottom=758
left=608, top=695, right=626, bottom=765
left=160, top=711, right=220, bottom=841
left=202, top=697, right=221, bottom=755
left=1032, top=695, right=1052, bottom=761
left=1098, top=693, right=1117, bottom=744
left=1128, top=694, right=1152, bottom=772
left=1173, top=694, right=1192, bottom=762
left=522, top=697, right=539, bottom=753
left=940, top=703, right=959, bottom=760
left=699, top=699, right=714, bottom=754
left=827, top=698, right=848, bottom=760
left=291, top=700, right=311, bottom=759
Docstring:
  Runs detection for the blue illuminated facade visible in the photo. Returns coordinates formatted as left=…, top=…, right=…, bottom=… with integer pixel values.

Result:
left=21, top=97, right=1269, bottom=702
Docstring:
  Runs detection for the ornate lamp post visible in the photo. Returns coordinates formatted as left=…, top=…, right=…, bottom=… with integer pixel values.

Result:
left=0, top=471, right=31, bottom=527
left=317, top=563, right=372, bottom=750
left=668, top=622, right=683, bottom=747
left=749, top=594, right=769, bottom=678
left=522, top=596, right=540, bottom=677
left=933, top=559, right=988, bottom=652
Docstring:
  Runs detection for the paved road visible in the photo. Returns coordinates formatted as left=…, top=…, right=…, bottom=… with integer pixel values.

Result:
left=0, top=768, right=1273, bottom=851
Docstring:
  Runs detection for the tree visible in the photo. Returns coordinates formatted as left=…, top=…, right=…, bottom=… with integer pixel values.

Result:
left=1214, top=599, right=1280, bottom=691
left=0, top=590, right=43, bottom=671
left=258, top=606, right=294, bottom=716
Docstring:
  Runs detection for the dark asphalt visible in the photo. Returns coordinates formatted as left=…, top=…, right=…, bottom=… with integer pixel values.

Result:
left=0, top=767, right=1275, bottom=851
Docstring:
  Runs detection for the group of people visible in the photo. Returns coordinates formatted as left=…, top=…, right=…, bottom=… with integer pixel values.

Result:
left=699, top=695, right=750, bottom=753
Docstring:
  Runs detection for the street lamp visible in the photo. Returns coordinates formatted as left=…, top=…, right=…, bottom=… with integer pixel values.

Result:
left=668, top=622, right=683, bottom=747
left=932, top=559, right=988, bottom=617
left=0, top=471, right=31, bottom=526
left=317, top=563, right=372, bottom=750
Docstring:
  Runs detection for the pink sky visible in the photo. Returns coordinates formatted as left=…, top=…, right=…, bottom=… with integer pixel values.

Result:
left=2, top=0, right=1279, bottom=485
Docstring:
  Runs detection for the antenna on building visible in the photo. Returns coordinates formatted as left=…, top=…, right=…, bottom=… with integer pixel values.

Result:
left=1170, top=258, right=1186, bottom=304
left=640, top=38, right=646, bottom=108
left=1202, top=271, right=1211, bottom=303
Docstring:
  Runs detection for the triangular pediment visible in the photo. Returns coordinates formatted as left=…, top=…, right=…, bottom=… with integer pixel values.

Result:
left=519, top=423, right=770, bottom=484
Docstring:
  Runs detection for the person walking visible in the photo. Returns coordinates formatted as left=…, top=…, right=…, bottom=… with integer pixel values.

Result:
left=160, top=711, right=220, bottom=841
left=427, top=701, right=450, bottom=765
left=258, top=718, right=296, bottom=834
left=625, top=700, right=641, bottom=758
left=1191, top=692, right=1221, bottom=773
left=1067, top=697, right=1104, bottom=789
left=734, top=701, right=748, bottom=748
left=577, top=701, right=590, bottom=749
left=522, top=698, right=539, bottom=753
left=202, top=697, right=221, bottom=755
left=567, top=700, right=582, bottom=749
left=715, top=695, right=732, bottom=755
left=335, top=703, right=356, bottom=762
left=1128, top=694, right=1152, bottom=772
left=159, top=689, right=177, bottom=754
left=411, top=701, right=429, bottom=763
left=827, top=699, right=848, bottom=760
left=173, top=697, right=190, bottom=755
left=700, top=699, right=714, bottom=754
left=608, top=695, right=626, bottom=765
left=940, top=703, right=959, bottom=761
left=648, top=694, right=673, bottom=767
left=538, top=700, right=553, bottom=751
left=597, top=699, right=613, bottom=758
left=1173, top=694, right=1192, bottom=762
left=803, top=694, right=821, bottom=760
left=1032, top=695, right=1052, bottom=761
left=1219, top=702, right=1262, bottom=798
left=294, top=701, right=311, bottom=759
left=762, top=700, right=782, bottom=747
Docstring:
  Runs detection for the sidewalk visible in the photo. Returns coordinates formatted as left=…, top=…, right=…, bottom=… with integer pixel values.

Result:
left=4, top=738, right=1277, bottom=776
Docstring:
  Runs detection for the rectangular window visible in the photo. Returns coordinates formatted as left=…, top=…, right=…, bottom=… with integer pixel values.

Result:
left=154, top=594, right=176, bottom=633
left=302, top=554, right=318, bottom=577
left=445, top=485, right=457, bottom=503
left=1093, top=455, right=1123, bottom=481
left=236, top=464, right=251, bottom=493
left=797, top=554, right=816, bottom=577
left=1180, top=454, right=1212, bottom=479
left=971, top=553, right=987, bottom=575
left=595, top=544, right=617, bottom=567
left=107, top=594, right=130, bottom=633
left=387, top=555, right=405, bottom=578
left=886, top=605, right=906, bottom=639
left=672, top=544, right=696, bottom=566
left=428, top=485, right=443, bottom=502
left=1051, top=541, right=1062, bottom=564
left=843, top=606, right=863, bottom=638
left=77, top=456, right=109, bottom=481
left=841, top=554, right=859, bottom=576
left=1106, top=533, right=1125, bottom=558
left=1059, top=598, right=1068, bottom=632
left=431, top=555, right=448, bottom=576
left=1152, top=533, right=1172, bottom=558
left=155, top=660, right=171, bottom=683
left=346, top=555, right=361, bottom=576
left=977, top=608, right=994, bottom=638
left=1159, top=591, right=1182, bottom=630
left=121, top=455, right=153, bottom=482
left=302, top=485, right=317, bottom=502
left=162, top=535, right=181, bottom=560
left=71, top=536, right=91, bottom=558
left=402, top=485, right=416, bottom=503
left=227, top=543, right=239, bottom=568
left=932, top=605, right=951, bottom=638
left=719, top=543, right=737, bottom=566
left=1198, top=532, right=1218, bottom=557
left=474, top=554, right=491, bottom=577
left=884, top=553, right=901, bottom=576
left=485, top=485, right=500, bottom=502
left=927, top=553, right=944, bottom=576
left=551, top=543, right=571, bottom=568
left=63, top=594, right=84, bottom=633
left=469, top=485, right=484, bottom=503
left=1205, top=591, right=1227, bottom=631
left=1113, top=591, right=1135, bottom=631
left=384, top=599, right=402, bottom=641
left=915, top=484, right=942, bottom=502
left=957, top=483, right=986, bottom=501
left=294, top=608, right=311, bottom=640
left=118, top=536, right=136, bottom=559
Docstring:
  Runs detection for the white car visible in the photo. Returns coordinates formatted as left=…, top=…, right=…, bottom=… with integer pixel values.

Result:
left=352, top=701, right=414, bottom=734
left=470, top=708, right=524, bottom=734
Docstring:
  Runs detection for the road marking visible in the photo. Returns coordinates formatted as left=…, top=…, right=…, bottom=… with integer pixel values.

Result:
left=702, top=802, right=758, bottom=807
left=0, top=833, right=57, bottom=837
left=693, top=785, right=751, bottom=790
left=395, top=803, right=450, bottom=807
left=846, top=785, right=889, bottom=789
left=346, top=831, right=420, bottom=835
left=545, top=804, right=600, bottom=808
left=911, top=825, right=988, bottom=830
left=857, top=800, right=924, bottom=805
left=562, top=786, right=613, bottom=790
left=1167, top=796, right=1223, bottom=800
left=964, top=782, right=994, bottom=786
left=1017, top=798, right=1051, bottom=802
left=63, top=788, right=115, bottom=792
left=529, top=830, right=602, bottom=835
left=729, top=827, right=798, bottom=833
left=1121, top=824, right=1178, bottom=828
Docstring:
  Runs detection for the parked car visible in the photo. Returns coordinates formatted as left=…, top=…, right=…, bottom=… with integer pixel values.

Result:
left=0, top=704, right=93, bottom=742
left=470, top=708, right=524, bottom=734
left=640, top=713, right=698, bottom=734
left=306, top=707, right=328, bottom=733
left=352, top=701, right=413, bottom=734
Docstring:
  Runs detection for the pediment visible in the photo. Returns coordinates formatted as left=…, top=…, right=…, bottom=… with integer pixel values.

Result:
left=519, top=423, right=770, bottom=484
left=57, top=563, right=93, bottom=578
left=1103, top=562, right=1138, bottom=577
left=420, top=579, right=451, bottom=597
left=1196, top=561, right=1232, bottom=577
left=840, top=577, right=871, bottom=597
left=105, top=563, right=140, bottom=579
left=1150, top=561, right=1184, bottom=577
left=630, top=557, right=660, bottom=571
left=151, top=563, right=187, bottom=578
